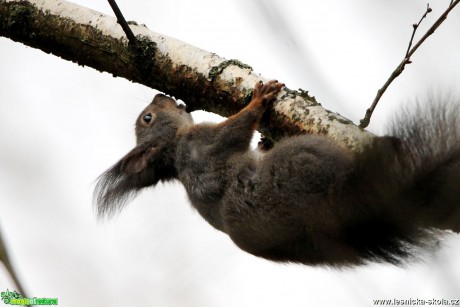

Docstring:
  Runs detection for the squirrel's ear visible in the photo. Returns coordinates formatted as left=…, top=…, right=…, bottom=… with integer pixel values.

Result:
left=121, top=146, right=158, bottom=174
left=94, top=144, right=160, bottom=219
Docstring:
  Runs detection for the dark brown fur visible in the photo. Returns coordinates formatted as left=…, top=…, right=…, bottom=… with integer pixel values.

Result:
left=95, top=81, right=460, bottom=266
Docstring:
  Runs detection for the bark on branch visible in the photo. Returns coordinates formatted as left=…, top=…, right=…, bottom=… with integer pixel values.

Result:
left=0, top=0, right=373, bottom=150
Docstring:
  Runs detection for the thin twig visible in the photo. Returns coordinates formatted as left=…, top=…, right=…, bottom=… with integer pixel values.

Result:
left=406, top=0, right=459, bottom=59
left=405, top=4, right=432, bottom=58
left=107, top=0, right=137, bottom=46
left=359, top=0, right=460, bottom=128
left=0, top=226, right=28, bottom=300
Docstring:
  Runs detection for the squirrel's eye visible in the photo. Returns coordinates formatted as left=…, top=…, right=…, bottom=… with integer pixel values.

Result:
left=143, top=113, right=153, bottom=123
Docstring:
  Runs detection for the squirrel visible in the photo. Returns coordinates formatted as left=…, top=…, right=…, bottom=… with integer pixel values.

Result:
left=94, top=80, right=460, bottom=266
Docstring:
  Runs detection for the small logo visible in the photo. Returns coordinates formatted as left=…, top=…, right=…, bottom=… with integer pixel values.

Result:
left=1, top=289, right=58, bottom=306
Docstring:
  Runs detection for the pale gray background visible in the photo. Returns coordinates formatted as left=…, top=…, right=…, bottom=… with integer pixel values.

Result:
left=1, top=1, right=460, bottom=306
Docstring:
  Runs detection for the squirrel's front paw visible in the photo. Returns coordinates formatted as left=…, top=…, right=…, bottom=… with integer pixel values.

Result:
left=252, top=80, right=284, bottom=108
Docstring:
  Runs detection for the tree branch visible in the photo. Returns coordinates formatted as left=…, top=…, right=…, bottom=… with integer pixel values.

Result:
left=0, top=0, right=373, bottom=150
left=359, top=1, right=460, bottom=128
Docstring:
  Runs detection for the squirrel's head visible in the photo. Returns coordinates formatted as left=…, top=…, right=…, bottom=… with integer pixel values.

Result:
left=135, top=94, right=194, bottom=144
left=94, top=94, right=193, bottom=218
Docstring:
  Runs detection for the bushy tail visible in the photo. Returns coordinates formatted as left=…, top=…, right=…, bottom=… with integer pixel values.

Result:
left=342, top=98, right=460, bottom=264
left=389, top=98, right=460, bottom=231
